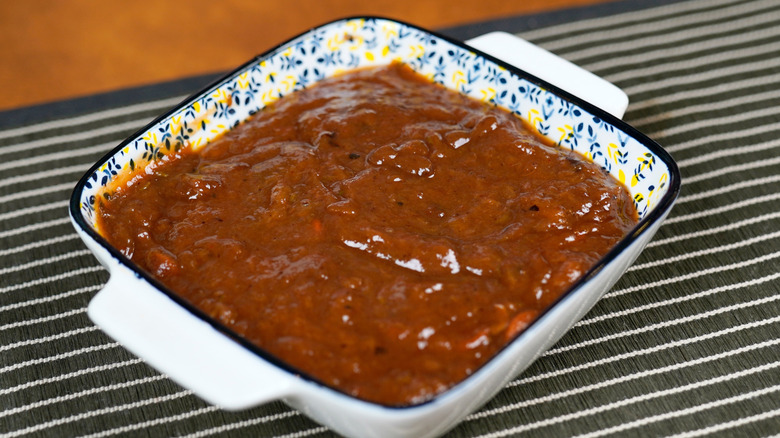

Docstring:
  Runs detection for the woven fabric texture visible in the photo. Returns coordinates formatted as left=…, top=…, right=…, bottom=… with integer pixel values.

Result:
left=1, top=0, right=778, bottom=436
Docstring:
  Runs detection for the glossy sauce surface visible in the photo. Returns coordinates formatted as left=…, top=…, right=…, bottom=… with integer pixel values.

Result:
left=97, top=63, right=638, bottom=406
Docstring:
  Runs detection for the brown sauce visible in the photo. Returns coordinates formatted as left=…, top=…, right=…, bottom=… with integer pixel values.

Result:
left=96, top=63, right=638, bottom=406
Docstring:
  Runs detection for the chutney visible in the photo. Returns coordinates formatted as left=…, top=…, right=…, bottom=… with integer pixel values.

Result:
left=96, top=63, right=638, bottom=406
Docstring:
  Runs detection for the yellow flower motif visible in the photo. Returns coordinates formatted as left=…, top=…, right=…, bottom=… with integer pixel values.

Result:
left=452, top=71, right=466, bottom=90
left=280, top=75, right=296, bottom=92
left=346, top=19, right=364, bottom=33
left=637, top=153, right=655, bottom=171
left=237, top=72, right=250, bottom=90
left=328, top=28, right=364, bottom=51
left=607, top=142, right=619, bottom=163
left=170, top=116, right=181, bottom=136
left=141, top=130, right=158, bottom=144
left=347, top=34, right=364, bottom=51
left=382, top=23, right=398, bottom=39
left=646, top=188, right=656, bottom=208
left=480, top=87, right=496, bottom=102
left=647, top=173, right=668, bottom=208
left=327, top=34, right=343, bottom=51
left=557, top=124, right=573, bottom=144
left=409, top=44, right=424, bottom=59
left=618, top=169, right=626, bottom=185
left=261, top=90, right=279, bottom=105
left=212, top=88, right=231, bottom=105
left=528, top=109, right=542, bottom=129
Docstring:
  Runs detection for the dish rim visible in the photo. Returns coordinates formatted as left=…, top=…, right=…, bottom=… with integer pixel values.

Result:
left=68, top=15, right=682, bottom=410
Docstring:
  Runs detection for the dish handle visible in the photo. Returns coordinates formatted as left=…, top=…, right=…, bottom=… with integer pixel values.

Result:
left=465, top=32, right=628, bottom=119
left=88, top=264, right=293, bottom=410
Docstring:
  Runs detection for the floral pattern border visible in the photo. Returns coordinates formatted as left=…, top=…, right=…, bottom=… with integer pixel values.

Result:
left=78, top=17, right=671, bottom=224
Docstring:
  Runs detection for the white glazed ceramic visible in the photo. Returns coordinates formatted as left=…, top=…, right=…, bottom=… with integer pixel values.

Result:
left=466, top=32, right=628, bottom=118
left=70, top=18, right=680, bottom=438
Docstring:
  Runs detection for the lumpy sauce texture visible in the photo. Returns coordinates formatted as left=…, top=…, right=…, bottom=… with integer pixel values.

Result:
left=97, top=63, right=638, bottom=406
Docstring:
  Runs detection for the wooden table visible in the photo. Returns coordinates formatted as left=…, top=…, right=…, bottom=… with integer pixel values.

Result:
left=0, top=0, right=610, bottom=111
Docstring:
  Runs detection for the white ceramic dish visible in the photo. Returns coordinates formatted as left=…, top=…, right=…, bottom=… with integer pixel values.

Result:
left=70, top=17, right=680, bottom=438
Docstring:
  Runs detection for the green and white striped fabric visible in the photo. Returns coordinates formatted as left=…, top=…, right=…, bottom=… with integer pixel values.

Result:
left=1, top=0, right=778, bottom=436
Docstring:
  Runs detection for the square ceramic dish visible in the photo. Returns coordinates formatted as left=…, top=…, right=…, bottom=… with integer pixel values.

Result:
left=69, top=17, right=680, bottom=438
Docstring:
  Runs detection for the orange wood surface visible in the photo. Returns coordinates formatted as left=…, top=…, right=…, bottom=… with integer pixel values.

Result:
left=0, top=0, right=612, bottom=111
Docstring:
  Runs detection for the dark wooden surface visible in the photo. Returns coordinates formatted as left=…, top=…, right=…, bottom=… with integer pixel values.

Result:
left=0, top=0, right=612, bottom=111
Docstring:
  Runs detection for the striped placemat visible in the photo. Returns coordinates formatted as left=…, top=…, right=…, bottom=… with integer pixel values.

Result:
left=2, top=0, right=779, bottom=436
